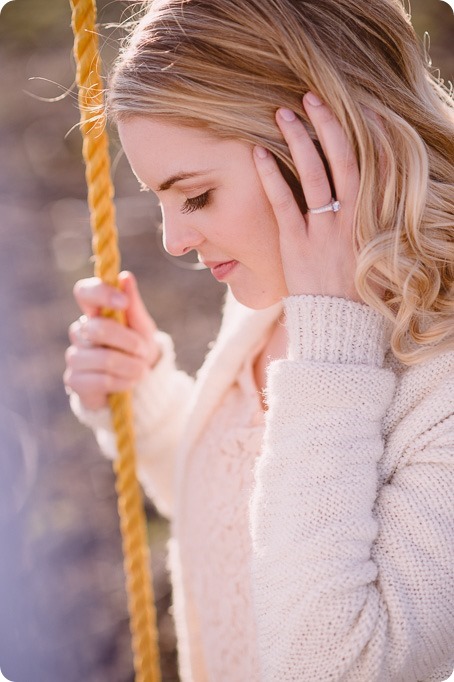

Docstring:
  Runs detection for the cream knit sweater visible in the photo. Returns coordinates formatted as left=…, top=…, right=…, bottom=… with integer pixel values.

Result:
left=70, top=293, right=454, bottom=682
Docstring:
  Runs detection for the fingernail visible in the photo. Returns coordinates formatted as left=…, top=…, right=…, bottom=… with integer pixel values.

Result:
left=112, top=292, right=127, bottom=308
left=254, top=146, right=268, bottom=159
left=278, top=108, right=296, bottom=122
left=306, top=92, right=323, bottom=107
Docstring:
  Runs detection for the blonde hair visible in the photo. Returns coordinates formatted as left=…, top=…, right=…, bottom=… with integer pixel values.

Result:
left=108, top=0, right=454, bottom=365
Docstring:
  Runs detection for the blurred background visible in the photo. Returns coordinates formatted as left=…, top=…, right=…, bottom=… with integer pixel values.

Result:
left=0, top=1, right=452, bottom=680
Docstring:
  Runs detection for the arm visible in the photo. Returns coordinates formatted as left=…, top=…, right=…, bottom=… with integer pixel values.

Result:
left=249, top=295, right=453, bottom=681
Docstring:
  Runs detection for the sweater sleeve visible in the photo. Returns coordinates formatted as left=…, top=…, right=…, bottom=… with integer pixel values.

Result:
left=70, top=330, right=195, bottom=520
left=249, top=295, right=453, bottom=681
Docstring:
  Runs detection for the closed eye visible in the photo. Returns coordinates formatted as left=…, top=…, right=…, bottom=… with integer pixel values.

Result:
left=181, top=191, right=211, bottom=214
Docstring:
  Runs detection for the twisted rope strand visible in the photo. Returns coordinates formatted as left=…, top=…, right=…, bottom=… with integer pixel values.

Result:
left=69, top=1, right=161, bottom=679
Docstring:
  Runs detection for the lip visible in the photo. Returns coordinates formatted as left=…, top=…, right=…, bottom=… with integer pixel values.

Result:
left=202, top=260, right=239, bottom=281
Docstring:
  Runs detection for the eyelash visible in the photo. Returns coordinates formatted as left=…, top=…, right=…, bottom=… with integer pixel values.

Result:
left=181, top=191, right=211, bottom=214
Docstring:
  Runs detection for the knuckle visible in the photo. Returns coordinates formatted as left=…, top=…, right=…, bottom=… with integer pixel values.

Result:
left=73, top=277, right=102, bottom=305
left=291, top=125, right=308, bottom=143
left=99, top=348, right=110, bottom=372
left=72, top=280, right=83, bottom=299
left=68, top=323, right=77, bottom=343
left=131, top=334, right=145, bottom=358
left=65, top=345, right=76, bottom=366
left=103, top=349, right=118, bottom=374
left=274, top=190, right=295, bottom=213
left=63, top=368, right=74, bottom=387
left=88, top=318, right=102, bottom=344
left=318, top=107, right=334, bottom=124
left=261, top=162, right=280, bottom=180
left=73, top=279, right=90, bottom=301
left=304, top=167, right=326, bottom=189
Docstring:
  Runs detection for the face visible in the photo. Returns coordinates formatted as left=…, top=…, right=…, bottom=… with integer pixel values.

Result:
left=118, top=117, right=288, bottom=309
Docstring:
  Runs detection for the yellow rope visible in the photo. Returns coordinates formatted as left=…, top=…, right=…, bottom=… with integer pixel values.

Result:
left=69, top=1, right=161, bottom=680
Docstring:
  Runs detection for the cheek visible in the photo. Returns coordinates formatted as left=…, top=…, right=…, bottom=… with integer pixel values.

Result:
left=248, top=185, right=281, bottom=251
left=227, top=178, right=279, bottom=245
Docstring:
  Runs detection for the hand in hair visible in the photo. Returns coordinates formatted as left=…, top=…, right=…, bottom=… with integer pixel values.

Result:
left=254, top=91, right=363, bottom=303
left=64, top=271, right=161, bottom=411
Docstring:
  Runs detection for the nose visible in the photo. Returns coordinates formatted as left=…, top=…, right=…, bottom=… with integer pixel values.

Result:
left=162, top=213, right=204, bottom=257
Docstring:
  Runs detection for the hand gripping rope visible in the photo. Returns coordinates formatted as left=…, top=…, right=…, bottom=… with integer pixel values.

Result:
left=69, top=1, right=161, bottom=680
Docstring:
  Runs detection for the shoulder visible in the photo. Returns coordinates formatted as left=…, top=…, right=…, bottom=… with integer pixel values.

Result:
left=387, top=348, right=454, bottom=411
left=383, top=349, right=454, bottom=467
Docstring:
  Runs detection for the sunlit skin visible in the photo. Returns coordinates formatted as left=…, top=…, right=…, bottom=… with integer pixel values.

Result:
left=118, top=117, right=289, bottom=310
left=64, top=93, right=370, bottom=410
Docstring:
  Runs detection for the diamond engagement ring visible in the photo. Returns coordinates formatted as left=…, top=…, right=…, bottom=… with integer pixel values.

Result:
left=307, top=198, right=341, bottom=215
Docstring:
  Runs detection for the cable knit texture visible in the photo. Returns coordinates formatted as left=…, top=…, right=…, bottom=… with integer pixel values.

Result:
left=284, top=295, right=393, bottom=365
left=69, top=293, right=454, bottom=682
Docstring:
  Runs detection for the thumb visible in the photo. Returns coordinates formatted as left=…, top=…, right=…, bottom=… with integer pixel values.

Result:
left=118, top=271, right=156, bottom=339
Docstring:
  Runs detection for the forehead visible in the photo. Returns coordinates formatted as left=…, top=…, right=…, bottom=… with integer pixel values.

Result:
left=117, top=116, right=251, bottom=186
left=118, top=116, right=218, bottom=144
left=118, top=117, right=225, bottom=162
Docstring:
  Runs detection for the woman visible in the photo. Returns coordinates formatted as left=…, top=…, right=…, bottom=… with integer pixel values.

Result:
left=64, top=0, right=454, bottom=679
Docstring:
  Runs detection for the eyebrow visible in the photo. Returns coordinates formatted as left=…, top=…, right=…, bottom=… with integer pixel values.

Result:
left=157, top=170, right=214, bottom=192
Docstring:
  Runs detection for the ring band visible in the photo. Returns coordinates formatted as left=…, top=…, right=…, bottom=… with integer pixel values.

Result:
left=307, top=198, right=341, bottom=215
